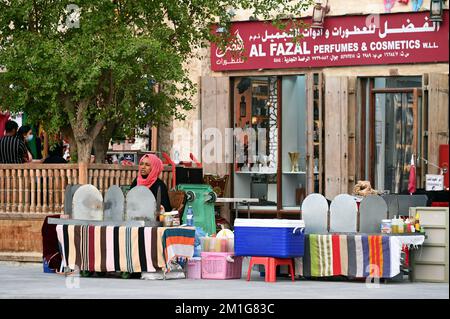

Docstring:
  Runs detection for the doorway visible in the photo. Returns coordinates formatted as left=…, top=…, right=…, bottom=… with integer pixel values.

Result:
left=358, top=77, right=423, bottom=194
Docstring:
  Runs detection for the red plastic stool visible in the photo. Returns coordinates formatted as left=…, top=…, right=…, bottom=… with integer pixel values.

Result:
left=247, top=257, right=295, bottom=282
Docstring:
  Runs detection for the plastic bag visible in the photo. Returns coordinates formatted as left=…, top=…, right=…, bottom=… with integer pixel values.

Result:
left=193, top=227, right=207, bottom=257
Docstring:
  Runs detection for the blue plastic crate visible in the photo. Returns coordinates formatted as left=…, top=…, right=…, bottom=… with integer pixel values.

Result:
left=234, top=219, right=305, bottom=258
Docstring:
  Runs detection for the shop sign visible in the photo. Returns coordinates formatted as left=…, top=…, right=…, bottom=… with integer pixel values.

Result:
left=426, top=174, right=444, bottom=191
left=123, top=153, right=135, bottom=162
left=211, top=11, right=449, bottom=71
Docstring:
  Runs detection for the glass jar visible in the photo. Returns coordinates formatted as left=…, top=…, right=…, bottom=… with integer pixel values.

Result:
left=381, top=219, right=392, bottom=234
left=163, top=213, right=174, bottom=227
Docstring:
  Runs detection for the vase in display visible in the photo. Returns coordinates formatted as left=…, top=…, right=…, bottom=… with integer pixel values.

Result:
left=288, top=152, right=300, bottom=172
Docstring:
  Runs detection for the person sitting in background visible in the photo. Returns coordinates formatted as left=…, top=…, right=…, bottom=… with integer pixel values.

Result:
left=0, top=120, right=29, bottom=163
left=62, top=144, right=71, bottom=161
left=17, top=125, right=34, bottom=162
left=130, top=154, right=172, bottom=214
left=43, top=143, right=67, bottom=164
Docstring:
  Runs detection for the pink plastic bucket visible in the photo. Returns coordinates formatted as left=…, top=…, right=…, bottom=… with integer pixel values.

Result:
left=187, top=258, right=202, bottom=279
left=201, top=252, right=243, bottom=279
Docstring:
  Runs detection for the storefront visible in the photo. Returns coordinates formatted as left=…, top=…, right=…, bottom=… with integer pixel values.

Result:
left=201, top=10, right=449, bottom=218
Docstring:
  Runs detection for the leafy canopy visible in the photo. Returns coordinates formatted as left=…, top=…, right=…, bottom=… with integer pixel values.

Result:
left=0, top=0, right=313, bottom=158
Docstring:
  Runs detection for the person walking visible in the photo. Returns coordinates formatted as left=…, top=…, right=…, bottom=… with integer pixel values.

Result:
left=0, top=120, right=29, bottom=163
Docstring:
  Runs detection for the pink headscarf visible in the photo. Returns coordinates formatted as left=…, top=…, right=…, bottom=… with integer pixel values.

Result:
left=137, top=154, right=164, bottom=188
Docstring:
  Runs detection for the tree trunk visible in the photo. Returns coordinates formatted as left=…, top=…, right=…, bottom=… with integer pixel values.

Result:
left=76, top=140, right=94, bottom=164
left=93, top=122, right=117, bottom=163
left=93, top=136, right=109, bottom=164
left=62, top=97, right=105, bottom=164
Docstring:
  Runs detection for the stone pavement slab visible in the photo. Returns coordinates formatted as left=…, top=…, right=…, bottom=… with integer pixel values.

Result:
left=0, top=262, right=448, bottom=299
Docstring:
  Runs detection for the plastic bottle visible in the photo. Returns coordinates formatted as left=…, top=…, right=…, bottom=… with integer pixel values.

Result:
left=203, top=237, right=210, bottom=252
left=404, top=218, right=411, bottom=233
left=228, top=239, right=234, bottom=253
left=186, top=206, right=194, bottom=227
left=220, top=238, right=228, bottom=252
left=391, top=216, right=398, bottom=234
left=414, top=212, right=421, bottom=232
left=398, top=217, right=404, bottom=234
left=209, top=237, right=215, bottom=252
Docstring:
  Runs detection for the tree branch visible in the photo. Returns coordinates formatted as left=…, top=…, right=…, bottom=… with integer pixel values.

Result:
left=89, top=119, right=106, bottom=140
left=106, top=69, right=114, bottom=107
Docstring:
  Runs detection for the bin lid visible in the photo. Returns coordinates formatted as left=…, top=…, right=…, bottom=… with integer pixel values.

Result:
left=234, top=218, right=305, bottom=228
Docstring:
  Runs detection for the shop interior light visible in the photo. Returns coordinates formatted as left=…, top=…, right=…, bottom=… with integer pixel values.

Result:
left=430, top=0, right=444, bottom=22
left=311, top=0, right=330, bottom=29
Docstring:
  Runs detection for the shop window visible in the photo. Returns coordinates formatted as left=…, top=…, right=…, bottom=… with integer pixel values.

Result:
left=232, top=75, right=310, bottom=212
left=281, top=76, right=307, bottom=209
left=233, top=76, right=278, bottom=209
left=358, top=77, right=423, bottom=194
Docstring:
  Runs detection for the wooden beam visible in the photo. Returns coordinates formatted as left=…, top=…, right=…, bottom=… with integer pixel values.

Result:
left=359, top=78, right=367, bottom=181
left=348, top=76, right=357, bottom=193
left=306, top=73, right=314, bottom=194
left=368, top=78, right=375, bottom=185
left=276, top=76, right=282, bottom=216
left=427, top=73, right=449, bottom=175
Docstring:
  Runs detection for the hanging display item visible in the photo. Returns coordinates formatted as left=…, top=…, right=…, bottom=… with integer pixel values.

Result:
left=398, top=0, right=409, bottom=4
left=412, top=0, right=423, bottom=11
left=384, top=0, right=396, bottom=12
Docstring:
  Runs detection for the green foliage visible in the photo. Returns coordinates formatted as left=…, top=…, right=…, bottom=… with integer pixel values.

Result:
left=0, top=0, right=313, bottom=160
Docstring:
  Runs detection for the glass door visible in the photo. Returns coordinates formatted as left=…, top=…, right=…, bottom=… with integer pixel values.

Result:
left=372, top=89, right=422, bottom=193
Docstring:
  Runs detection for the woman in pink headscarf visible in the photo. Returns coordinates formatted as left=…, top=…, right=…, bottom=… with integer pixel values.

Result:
left=130, top=154, right=172, bottom=213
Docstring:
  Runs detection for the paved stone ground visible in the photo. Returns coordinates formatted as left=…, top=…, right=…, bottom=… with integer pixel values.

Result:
left=0, top=261, right=448, bottom=299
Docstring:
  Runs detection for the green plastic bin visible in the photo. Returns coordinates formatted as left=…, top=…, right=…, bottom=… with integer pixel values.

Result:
left=177, top=184, right=217, bottom=235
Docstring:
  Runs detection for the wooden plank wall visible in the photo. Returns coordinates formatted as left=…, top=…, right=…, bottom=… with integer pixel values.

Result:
left=201, top=76, right=231, bottom=177
left=427, top=73, right=449, bottom=175
left=347, top=77, right=357, bottom=193
left=324, top=76, right=349, bottom=199
left=201, top=76, right=232, bottom=221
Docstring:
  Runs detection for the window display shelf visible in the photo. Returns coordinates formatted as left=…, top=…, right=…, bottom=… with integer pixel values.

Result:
left=283, top=206, right=301, bottom=210
left=236, top=205, right=277, bottom=210
left=235, top=171, right=277, bottom=175
left=283, top=171, right=306, bottom=175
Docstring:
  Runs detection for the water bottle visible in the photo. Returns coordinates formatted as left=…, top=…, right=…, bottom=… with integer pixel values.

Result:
left=186, top=206, right=194, bottom=226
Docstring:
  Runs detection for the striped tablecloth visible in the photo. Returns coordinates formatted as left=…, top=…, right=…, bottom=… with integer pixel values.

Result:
left=56, top=225, right=195, bottom=273
left=299, top=234, right=404, bottom=278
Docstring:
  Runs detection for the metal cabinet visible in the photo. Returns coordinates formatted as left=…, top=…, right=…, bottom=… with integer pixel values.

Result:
left=410, top=207, right=449, bottom=283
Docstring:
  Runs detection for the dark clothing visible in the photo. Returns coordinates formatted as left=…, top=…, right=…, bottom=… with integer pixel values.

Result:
left=41, top=215, right=62, bottom=271
left=130, top=177, right=172, bottom=212
left=0, top=135, right=28, bottom=163
left=43, top=155, right=67, bottom=164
